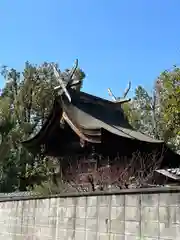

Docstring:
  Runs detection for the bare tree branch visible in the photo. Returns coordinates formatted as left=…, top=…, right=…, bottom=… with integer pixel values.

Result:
left=61, top=150, right=165, bottom=192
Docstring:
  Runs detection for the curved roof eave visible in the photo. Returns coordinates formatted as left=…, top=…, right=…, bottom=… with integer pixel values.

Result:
left=21, top=99, right=62, bottom=149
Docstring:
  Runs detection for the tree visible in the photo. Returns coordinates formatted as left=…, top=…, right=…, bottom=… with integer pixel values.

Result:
left=0, top=60, right=86, bottom=192
left=108, top=66, right=180, bottom=151
left=126, top=86, right=164, bottom=140
left=58, top=151, right=164, bottom=193
left=158, top=67, right=180, bottom=147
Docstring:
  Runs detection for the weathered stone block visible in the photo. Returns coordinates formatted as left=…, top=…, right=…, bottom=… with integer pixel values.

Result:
left=76, top=206, right=86, bottom=218
left=159, top=193, right=171, bottom=206
left=77, top=196, right=87, bottom=207
left=87, top=206, right=97, bottom=218
left=141, top=206, right=159, bottom=222
left=75, top=230, right=85, bottom=240
left=175, top=207, right=180, bottom=223
left=87, top=196, right=97, bottom=206
left=175, top=223, right=180, bottom=239
left=111, top=195, right=125, bottom=207
left=64, top=229, right=75, bottom=239
left=49, top=198, right=57, bottom=208
left=86, top=230, right=97, bottom=240
left=99, top=218, right=110, bottom=233
left=171, top=193, right=180, bottom=206
left=86, top=218, right=97, bottom=231
left=141, top=194, right=159, bottom=206
left=65, top=206, right=76, bottom=218
left=57, top=206, right=67, bottom=221
left=159, top=222, right=176, bottom=239
left=75, top=217, right=86, bottom=230
left=98, top=195, right=111, bottom=206
left=159, top=206, right=176, bottom=223
left=66, top=197, right=77, bottom=207
left=99, top=206, right=110, bottom=219
left=141, top=221, right=159, bottom=237
left=40, top=198, right=49, bottom=209
left=66, top=217, right=75, bottom=229
left=111, top=206, right=124, bottom=220
left=57, top=229, right=67, bottom=239
left=110, top=219, right=125, bottom=234
left=43, top=199, right=51, bottom=210
left=59, top=197, right=67, bottom=207
left=125, top=207, right=140, bottom=221
left=159, top=193, right=180, bottom=207
left=58, top=218, right=67, bottom=229
left=125, top=195, right=140, bottom=207
left=125, top=221, right=140, bottom=236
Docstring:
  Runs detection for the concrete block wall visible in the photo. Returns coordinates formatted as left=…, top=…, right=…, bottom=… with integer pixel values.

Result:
left=0, top=189, right=180, bottom=239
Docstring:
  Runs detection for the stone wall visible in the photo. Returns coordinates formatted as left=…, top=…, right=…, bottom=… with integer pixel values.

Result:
left=0, top=188, right=180, bottom=239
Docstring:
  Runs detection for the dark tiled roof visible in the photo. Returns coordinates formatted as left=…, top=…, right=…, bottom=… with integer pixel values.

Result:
left=22, top=89, right=163, bottom=146
left=167, top=168, right=180, bottom=176
left=62, top=90, right=163, bottom=143
left=156, top=168, right=180, bottom=180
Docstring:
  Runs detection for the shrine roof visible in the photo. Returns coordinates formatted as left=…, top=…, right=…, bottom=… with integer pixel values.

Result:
left=22, top=89, right=163, bottom=148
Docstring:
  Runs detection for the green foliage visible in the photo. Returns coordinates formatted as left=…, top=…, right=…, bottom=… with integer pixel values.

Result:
left=0, top=61, right=86, bottom=192
left=123, top=66, right=180, bottom=150
left=159, top=68, right=180, bottom=137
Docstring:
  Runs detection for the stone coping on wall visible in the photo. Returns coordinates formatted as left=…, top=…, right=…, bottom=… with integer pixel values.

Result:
left=0, top=186, right=180, bottom=202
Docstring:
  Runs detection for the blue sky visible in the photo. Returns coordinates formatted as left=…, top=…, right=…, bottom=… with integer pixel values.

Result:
left=0, top=0, right=180, bottom=99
